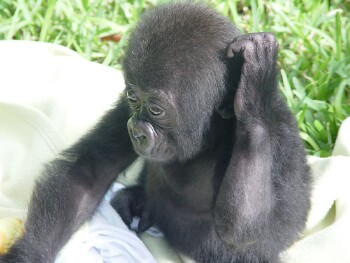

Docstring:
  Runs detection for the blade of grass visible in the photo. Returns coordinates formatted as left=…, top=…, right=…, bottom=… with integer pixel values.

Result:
left=335, top=12, right=342, bottom=61
left=39, top=0, right=58, bottom=42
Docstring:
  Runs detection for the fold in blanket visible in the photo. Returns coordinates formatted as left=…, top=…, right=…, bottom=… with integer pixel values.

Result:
left=55, top=183, right=158, bottom=263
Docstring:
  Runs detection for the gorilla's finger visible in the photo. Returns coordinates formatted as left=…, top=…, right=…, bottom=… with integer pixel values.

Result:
left=227, top=39, right=257, bottom=64
left=233, top=85, right=245, bottom=118
left=137, top=209, right=154, bottom=233
left=110, top=191, right=133, bottom=226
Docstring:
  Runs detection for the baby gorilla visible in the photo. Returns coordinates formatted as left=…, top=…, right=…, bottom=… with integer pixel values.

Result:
left=112, top=3, right=311, bottom=263
left=0, top=2, right=311, bottom=263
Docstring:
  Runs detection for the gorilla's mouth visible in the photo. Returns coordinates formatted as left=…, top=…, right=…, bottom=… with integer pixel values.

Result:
left=130, top=136, right=152, bottom=156
left=130, top=136, right=175, bottom=162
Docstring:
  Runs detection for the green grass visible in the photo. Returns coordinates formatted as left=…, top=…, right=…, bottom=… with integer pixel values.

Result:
left=0, top=0, right=349, bottom=157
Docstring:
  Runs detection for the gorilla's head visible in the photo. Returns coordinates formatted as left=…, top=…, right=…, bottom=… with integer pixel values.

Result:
left=123, top=3, right=240, bottom=162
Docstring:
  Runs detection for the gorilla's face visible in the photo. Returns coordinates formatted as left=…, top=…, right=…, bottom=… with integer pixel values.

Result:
left=125, top=85, right=177, bottom=162
left=122, top=1, right=238, bottom=163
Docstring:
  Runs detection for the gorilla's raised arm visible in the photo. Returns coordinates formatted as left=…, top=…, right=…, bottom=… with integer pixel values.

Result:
left=214, top=33, right=310, bottom=258
left=1, top=98, right=137, bottom=262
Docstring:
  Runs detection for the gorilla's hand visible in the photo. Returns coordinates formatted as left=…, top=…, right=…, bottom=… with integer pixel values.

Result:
left=111, top=186, right=154, bottom=233
left=227, top=33, right=279, bottom=119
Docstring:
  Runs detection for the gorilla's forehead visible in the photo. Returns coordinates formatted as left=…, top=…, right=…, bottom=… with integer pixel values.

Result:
left=124, top=41, right=219, bottom=89
left=124, top=65, right=182, bottom=93
left=127, top=83, right=175, bottom=104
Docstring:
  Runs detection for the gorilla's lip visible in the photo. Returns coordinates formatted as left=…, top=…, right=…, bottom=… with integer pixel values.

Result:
left=131, top=143, right=149, bottom=157
left=132, top=144, right=161, bottom=160
left=131, top=139, right=175, bottom=162
left=130, top=138, right=154, bottom=158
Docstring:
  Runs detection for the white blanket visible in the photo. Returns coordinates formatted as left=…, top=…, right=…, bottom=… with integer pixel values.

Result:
left=55, top=183, right=158, bottom=263
left=0, top=40, right=349, bottom=263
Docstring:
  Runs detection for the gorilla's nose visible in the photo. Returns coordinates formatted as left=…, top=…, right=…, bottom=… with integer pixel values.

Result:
left=127, top=118, right=155, bottom=148
left=132, top=128, right=147, bottom=143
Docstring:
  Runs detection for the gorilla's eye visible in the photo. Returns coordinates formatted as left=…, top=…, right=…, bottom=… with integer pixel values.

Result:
left=126, top=90, right=138, bottom=103
left=149, top=104, right=164, bottom=116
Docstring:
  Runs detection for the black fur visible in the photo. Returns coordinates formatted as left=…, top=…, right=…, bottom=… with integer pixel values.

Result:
left=0, top=2, right=311, bottom=263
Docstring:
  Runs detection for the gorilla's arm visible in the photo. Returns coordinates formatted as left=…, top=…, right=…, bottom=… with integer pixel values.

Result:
left=214, top=33, right=309, bottom=250
left=1, top=98, right=137, bottom=263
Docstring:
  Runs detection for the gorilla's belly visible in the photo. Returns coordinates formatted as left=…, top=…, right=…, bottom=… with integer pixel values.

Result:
left=144, top=165, right=217, bottom=251
left=151, top=187, right=215, bottom=250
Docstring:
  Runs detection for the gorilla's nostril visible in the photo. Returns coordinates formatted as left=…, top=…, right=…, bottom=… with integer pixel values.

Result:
left=134, top=133, right=147, bottom=142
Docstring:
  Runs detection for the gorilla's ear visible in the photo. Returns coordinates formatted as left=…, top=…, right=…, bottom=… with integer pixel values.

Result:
left=216, top=99, right=235, bottom=119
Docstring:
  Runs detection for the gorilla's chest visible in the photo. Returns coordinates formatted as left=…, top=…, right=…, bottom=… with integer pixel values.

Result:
left=145, top=160, right=219, bottom=215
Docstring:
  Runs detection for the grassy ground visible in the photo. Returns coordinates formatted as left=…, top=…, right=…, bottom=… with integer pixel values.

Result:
left=0, top=0, right=349, bottom=156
